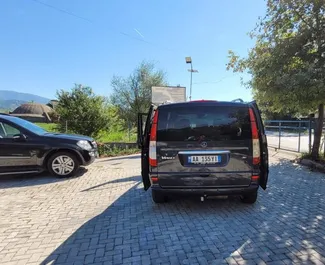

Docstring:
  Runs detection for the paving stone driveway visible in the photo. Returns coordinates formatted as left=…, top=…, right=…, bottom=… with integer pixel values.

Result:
left=0, top=151, right=325, bottom=265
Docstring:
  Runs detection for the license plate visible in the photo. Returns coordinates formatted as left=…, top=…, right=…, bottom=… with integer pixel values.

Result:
left=188, top=155, right=221, bottom=164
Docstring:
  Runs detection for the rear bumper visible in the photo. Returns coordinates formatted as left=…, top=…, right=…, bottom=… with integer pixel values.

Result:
left=151, top=184, right=259, bottom=196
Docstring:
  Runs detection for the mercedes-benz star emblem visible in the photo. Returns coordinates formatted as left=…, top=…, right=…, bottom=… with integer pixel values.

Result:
left=200, top=141, right=207, bottom=148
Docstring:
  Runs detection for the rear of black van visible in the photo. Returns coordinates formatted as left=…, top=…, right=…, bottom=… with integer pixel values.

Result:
left=139, top=100, right=269, bottom=203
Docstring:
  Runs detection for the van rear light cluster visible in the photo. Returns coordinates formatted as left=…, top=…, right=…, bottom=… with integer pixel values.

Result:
left=249, top=108, right=260, bottom=165
left=149, top=110, right=158, bottom=167
left=151, top=176, right=158, bottom=183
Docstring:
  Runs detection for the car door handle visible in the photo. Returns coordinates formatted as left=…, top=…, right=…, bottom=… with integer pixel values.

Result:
left=30, top=150, right=38, bottom=156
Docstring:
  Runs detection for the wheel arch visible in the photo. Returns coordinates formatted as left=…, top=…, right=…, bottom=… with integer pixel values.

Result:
left=43, top=148, right=84, bottom=170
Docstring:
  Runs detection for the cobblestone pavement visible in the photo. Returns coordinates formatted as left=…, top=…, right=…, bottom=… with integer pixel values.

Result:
left=0, top=151, right=325, bottom=265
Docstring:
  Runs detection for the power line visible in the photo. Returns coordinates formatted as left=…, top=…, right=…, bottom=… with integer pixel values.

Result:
left=29, top=0, right=178, bottom=53
left=193, top=76, right=232, bottom=85
left=29, top=0, right=235, bottom=79
left=30, top=0, right=92, bottom=23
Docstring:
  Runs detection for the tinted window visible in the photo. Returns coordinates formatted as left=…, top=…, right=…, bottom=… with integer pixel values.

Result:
left=0, top=122, right=21, bottom=138
left=3, top=116, right=47, bottom=135
left=157, top=106, right=251, bottom=142
left=0, top=123, right=5, bottom=137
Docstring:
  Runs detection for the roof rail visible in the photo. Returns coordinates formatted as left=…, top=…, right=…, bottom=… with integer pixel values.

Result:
left=231, top=98, right=244, bottom=103
left=0, top=112, right=10, bottom=116
left=190, top=99, right=218, bottom=102
left=155, top=100, right=175, bottom=106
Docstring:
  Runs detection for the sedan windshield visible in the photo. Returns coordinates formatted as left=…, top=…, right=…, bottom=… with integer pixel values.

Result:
left=5, top=116, right=47, bottom=135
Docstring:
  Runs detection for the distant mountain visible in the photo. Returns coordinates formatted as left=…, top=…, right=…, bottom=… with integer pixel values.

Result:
left=0, top=99, right=27, bottom=111
left=0, top=90, right=50, bottom=104
left=0, top=90, right=51, bottom=111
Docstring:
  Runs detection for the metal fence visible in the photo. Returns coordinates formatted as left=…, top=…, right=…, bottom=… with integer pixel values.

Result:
left=39, top=118, right=324, bottom=153
left=264, top=119, right=325, bottom=153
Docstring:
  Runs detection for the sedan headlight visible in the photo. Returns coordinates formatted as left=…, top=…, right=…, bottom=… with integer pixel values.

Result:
left=77, top=140, right=92, bottom=151
left=91, top=141, right=97, bottom=148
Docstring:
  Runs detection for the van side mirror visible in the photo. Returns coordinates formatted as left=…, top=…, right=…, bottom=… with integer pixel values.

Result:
left=13, top=134, right=27, bottom=141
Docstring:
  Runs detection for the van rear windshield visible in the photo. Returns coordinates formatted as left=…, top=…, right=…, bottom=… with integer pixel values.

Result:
left=157, top=105, right=252, bottom=142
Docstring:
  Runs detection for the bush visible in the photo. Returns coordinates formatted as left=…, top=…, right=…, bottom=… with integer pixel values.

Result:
left=56, top=84, right=110, bottom=137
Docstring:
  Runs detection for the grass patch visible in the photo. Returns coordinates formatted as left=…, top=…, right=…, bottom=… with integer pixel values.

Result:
left=35, top=123, right=59, bottom=133
left=97, top=131, right=137, bottom=143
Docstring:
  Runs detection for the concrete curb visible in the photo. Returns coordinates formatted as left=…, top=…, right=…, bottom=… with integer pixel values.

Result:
left=268, top=148, right=299, bottom=162
left=268, top=147, right=325, bottom=173
left=268, top=146, right=300, bottom=157
left=95, top=153, right=141, bottom=163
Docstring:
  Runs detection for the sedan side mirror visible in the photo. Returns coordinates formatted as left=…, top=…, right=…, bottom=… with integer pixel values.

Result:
left=13, top=134, right=27, bottom=141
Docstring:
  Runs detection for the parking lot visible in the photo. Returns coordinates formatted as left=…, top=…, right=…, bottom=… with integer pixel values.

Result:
left=0, top=151, right=325, bottom=265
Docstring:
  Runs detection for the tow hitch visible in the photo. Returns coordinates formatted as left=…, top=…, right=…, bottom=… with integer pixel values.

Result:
left=201, top=195, right=228, bottom=201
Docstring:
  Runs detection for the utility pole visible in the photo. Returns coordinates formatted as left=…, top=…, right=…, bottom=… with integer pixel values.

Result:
left=185, top=57, right=198, bottom=101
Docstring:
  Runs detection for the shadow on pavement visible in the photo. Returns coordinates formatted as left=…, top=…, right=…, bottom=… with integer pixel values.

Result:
left=80, top=176, right=141, bottom=192
left=0, top=168, right=88, bottom=189
left=41, top=161, right=325, bottom=264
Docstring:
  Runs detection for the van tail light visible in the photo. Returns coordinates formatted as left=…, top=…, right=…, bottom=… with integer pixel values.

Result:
left=149, top=110, right=158, bottom=167
left=151, top=176, right=158, bottom=183
left=249, top=108, right=260, bottom=165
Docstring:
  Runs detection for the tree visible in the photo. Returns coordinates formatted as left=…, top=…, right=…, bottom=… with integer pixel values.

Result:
left=227, top=0, right=325, bottom=159
left=110, top=61, right=167, bottom=126
left=252, top=87, right=308, bottom=120
left=56, top=84, right=109, bottom=137
left=106, top=105, right=124, bottom=133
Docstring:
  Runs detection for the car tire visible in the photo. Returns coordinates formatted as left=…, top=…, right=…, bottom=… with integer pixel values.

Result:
left=241, top=191, right=258, bottom=204
left=152, top=190, right=167, bottom=204
left=47, top=151, right=80, bottom=178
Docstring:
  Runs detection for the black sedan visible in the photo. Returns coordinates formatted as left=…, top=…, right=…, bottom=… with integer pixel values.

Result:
left=0, top=114, right=98, bottom=177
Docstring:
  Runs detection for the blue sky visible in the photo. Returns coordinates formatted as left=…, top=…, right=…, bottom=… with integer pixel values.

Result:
left=0, top=0, right=266, bottom=102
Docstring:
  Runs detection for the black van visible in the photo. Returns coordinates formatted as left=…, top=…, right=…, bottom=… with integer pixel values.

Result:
left=137, top=100, right=269, bottom=204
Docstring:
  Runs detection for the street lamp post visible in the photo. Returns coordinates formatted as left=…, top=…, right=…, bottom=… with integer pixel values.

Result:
left=185, top=57, right=198, bottom=101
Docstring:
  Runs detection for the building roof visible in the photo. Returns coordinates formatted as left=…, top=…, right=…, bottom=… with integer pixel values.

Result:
left=11, top=103, right=53, bottom=115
